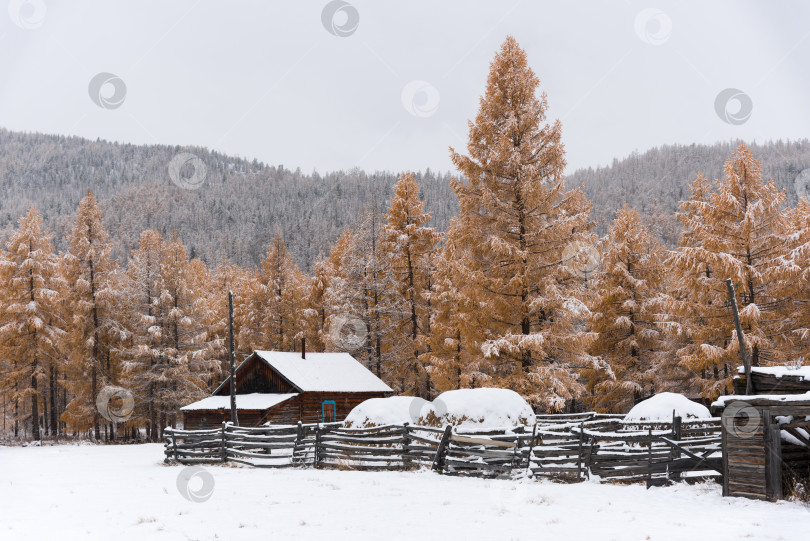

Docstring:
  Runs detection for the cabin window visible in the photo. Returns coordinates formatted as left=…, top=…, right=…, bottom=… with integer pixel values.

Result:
left=322, top=400, right=337, bottom=423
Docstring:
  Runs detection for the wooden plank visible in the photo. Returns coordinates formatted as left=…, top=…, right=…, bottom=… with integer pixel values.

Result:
left=314, top=425, right=322, bottom=468
left=319, top=443, right=405, bottom=455
left=226, top=441, right=294, bottom=450
left=227, top=448, right=287, bottom=460
left=432, top=425, right=453, bottom=473
left=444, top=459, right=511, bottom=472
left=319, top=434, right=404, bottom=445
left=578, top=421, right=584, bottom=480
left=445, top=447, right=516, bottom=460
left=318, top=452, right=403, bottom=463
left=646, top=428, right=653, bottom=489
left=763, top=414, right=782, bottom=501
left=220, top=423, right=226, bottom=463
left=449, top=434, right=516, bottom=448
left=784, top=427, right=810, bottom=447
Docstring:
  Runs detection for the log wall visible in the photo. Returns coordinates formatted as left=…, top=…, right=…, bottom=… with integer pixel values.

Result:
left=183, top=392, right=387, bottom=429
left=721, top=402, right=810, bottom=501
left=732, top=373, right=810, bottom=395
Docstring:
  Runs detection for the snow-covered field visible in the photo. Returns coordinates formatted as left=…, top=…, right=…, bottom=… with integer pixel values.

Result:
left=0, top=443, right=807, bottom=541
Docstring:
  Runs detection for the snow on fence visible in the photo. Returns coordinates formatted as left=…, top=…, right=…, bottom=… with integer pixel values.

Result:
left=163, top=413, right=723, bottom=485
left=565, top=417, right=723, bottom=486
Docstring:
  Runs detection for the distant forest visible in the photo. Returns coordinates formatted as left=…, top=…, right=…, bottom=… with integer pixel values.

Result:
left=2, top=128, right=809, bottom=269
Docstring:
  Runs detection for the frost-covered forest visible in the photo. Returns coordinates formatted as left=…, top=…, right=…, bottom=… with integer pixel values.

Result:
left=2, top=129, right=809, bottom=272
left=3, top=37, right=810, bottom=442
left=0, top=129, right=457, bottom=272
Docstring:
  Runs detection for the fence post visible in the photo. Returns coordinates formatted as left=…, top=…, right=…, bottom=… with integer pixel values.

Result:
left=163, top=428, right=171, bottom=464
left=293, top=421, right=304, bottom=466
left=402, top=423, right=412, bottom=470
left=577, top=421, right=584, bottom=480
left=646, top=427, right=653, bottom=489
left=172, top=429, right=178, bottom=463
left=220, top=422, right=227, bottom=464
left=509, top=427, right=522, bottom=471
left=671, top=413, right=682, bottom=483
left=432, top=425, right=453, bottom=474
left=314, top=424, right=322, bottom=469
left=525, top=422, right=538, bottom=474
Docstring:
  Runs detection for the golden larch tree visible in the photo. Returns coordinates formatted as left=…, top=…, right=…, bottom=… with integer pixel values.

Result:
left=61, top=191, right=121, bottom=438
left=662, top=144, right=790, bottom=399
left=119, top=231, right=219, bottom=438
left=446, top=36, right=597, bottom=410
left=772, top=197, right=810, bottom=363
left=423, top=239, right=476, bottom=392
left=119, top=230, right=164, bottom=439
left=257, top=233, right=310, bottom=352
left=0, top=207, right=66, bottom=440
left=382, top=172, right=441, bottom=397
left=585, top=206, right=667, bottom=412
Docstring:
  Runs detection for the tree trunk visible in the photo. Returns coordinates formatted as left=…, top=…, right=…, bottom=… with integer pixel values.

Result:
left=42, top=382, right=49, bottom=436
left=92, top=366, right=100, bottom=440
left=49, top=365, right=57, bottom=436
left=31, top=363, right=40, bottom=441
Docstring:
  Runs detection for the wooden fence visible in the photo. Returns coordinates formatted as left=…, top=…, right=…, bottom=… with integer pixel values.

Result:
left=565, top=417, right=723, bottom=486
left=163, top=414, right=723, bottom=485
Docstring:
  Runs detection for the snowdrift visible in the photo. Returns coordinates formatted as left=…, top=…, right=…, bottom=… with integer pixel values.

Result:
left=624, top=392, right=711, bottom=422
left=343, top=396, right=421, bottom=427
left=344, top=388, right=537, bottom=430
left=417, top=388, right=536, bottom=430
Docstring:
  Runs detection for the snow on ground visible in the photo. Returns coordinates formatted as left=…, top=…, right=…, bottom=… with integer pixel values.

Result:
left=1, top=444, right=807, bottom=541
left=625, top=392, right=712, bottom=421
left=419, top=388, right=536, bottom=430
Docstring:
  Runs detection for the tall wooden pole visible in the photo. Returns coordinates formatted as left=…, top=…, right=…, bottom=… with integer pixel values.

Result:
left=228, top=291, right=238, bottom=425
left=725, top=279, right=752, bottom=395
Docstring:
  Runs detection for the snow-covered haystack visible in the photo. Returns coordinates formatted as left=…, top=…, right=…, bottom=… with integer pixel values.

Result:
left=343, top=396, right=419, bottom=428
left=417, top=388, right=536, bottom=430
left=624, top=392, right=711, bottom=422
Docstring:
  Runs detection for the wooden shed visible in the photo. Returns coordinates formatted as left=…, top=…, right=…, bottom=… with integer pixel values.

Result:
left=712, top=393, right=810, bottom=501
left=182, top=350, right=393, bottom=429
left=732, top=366, right=810, bottom=395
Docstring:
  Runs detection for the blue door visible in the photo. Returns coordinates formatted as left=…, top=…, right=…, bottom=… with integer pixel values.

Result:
left=322, top=400, right=337, bottom=422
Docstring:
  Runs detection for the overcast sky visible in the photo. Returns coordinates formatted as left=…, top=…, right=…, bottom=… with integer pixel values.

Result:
left=1, top=1, right=809, bottom=175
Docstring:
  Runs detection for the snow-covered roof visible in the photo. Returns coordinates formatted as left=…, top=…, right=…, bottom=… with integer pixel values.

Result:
left=737, top=365, right=810, bottom=381
left=251, top=351, right=393, bottom=393
left=712, top=392, right=810, bottom=410
left=180, top=393, right=297, bottom=411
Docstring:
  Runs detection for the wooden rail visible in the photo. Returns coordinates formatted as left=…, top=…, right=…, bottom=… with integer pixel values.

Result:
left=162, top=414, right=723, bottom=486
left=565, top=417, right=723, bottom=485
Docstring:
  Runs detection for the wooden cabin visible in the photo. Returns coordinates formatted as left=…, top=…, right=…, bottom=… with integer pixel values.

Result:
left=181, top=350, right=393, bottom=429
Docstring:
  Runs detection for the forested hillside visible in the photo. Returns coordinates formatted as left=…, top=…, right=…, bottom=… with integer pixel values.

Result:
left=569, top=139, right=810, bottom=246
left=2, top=128, right=809, bottom=271
left=0, top=129, right=456, bottom=271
